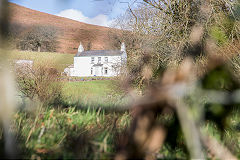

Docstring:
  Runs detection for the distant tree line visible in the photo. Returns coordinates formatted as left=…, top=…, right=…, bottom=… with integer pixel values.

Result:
left=8, top=23, right=58, bottom=52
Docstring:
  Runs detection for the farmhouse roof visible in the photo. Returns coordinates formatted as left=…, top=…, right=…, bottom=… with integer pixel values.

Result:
left=67, top=64, right=74, bottom=68
left=92, top=64, right=103, bottom=67
left=75, top=50, right=124, bottom=57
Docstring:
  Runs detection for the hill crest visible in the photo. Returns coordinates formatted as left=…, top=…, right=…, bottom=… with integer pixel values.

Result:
left=9, top=3, right=119, bottom=54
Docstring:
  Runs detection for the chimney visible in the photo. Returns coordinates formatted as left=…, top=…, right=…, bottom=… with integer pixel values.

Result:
left=121, top=42, right=126, bottom=52
left=121, top=42, right=127, bottom=62
left=78, top=42, right=84, bottom=52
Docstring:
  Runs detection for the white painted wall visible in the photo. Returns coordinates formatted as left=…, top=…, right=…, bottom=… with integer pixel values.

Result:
left=71, top=57, right=91, bottom=77
left=70, top=55, right=123, bottom=77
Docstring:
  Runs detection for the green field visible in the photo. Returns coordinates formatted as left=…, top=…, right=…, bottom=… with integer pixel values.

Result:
left=62, top=80, right=127, bottom=108
left=14, top=79, right=131, bottom=159
left=9, top=50, right=74, bottom=71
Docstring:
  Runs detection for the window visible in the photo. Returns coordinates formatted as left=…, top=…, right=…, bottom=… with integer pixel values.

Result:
left=98, top=57, right=101, bottom=63
left=91, top=68, right=93, bottom=75
left=91, top=57, right=94, bottom=64
left=104, top=57, right=108, bottom=63
left=104, top=67, right=108, bottom=75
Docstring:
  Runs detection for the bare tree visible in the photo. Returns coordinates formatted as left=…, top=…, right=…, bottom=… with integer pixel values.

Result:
left=18, top=25, right=58, bottom=52
left=110, top=0, right=240, bottom=89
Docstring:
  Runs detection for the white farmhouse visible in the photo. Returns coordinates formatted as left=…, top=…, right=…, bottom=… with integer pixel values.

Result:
left=64, top=42, right=127, bottom=77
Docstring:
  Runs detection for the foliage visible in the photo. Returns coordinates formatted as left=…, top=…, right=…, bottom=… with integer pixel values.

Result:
left=11, top=80, right=130, bottom=159
left=107, top=1, right=240, bottom=159
left=210, top=26, right=228, bottom=45
left=112, top=0, right=240, bottom=89
left=11, top=76, right=240, bottom=159
left=13, top=106, right=130, bottom=159
left=1, top=0, right=240, bottom=159
left=16, top=62, right=63, bottom=105
left=17, top=25, right=58, bottom=52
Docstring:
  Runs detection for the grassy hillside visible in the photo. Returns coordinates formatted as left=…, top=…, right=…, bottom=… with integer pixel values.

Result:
left=9, top=3, right=120, bottom=54
left=9, top=50, right=74, bottom=71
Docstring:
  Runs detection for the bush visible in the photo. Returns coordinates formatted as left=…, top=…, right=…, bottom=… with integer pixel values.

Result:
left=16, top=62, right=63, bottom=105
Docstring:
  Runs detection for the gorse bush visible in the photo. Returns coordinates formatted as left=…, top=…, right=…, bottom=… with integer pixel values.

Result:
left=16, top=62, right=63, bottom=105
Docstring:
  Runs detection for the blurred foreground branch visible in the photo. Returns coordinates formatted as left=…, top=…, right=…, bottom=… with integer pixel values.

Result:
left=0, top=0, right=17, bottom=158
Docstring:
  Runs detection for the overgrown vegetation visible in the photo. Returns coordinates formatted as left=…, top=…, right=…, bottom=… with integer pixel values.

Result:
left=16, top=62, right=62, bottom=105
left=11, top=79, right=130, bottom=159
left=112, top=0, right=240, bottom=89
left=9, top=24, right=58, bottom=52
left=0, top=0, right=240, bottom=159
left=13, top=106, right=130, bottom=159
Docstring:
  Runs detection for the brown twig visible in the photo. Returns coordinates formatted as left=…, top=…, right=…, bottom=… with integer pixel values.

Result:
left=201, top=133, right=238, bottom=160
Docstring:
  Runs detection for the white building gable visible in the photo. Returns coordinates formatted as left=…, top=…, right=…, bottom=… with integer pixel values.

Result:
left=65, top=42, right=127, bottom=77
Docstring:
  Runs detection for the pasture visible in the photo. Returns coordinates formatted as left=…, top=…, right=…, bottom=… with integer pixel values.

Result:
left=62, top=80, right=125, bottom=107
left=9, top=50, right=74, bottom=71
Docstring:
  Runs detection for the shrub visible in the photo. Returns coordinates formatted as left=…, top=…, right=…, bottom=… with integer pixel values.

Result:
left=16, top=62, right=63, bottom=105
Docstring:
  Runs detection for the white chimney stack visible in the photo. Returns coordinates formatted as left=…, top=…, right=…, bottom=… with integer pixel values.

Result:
left=120, top=42, right=127, bottom=63
left=78, top=42, right=84, bottom=52
left=121, top=42, right=126, bottom=52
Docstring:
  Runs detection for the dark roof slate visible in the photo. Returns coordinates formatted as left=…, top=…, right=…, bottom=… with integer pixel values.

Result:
left=92, top=64, right=103, bottom=67
left=75, top=50, right=124, bottom=57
